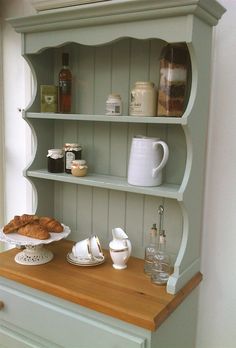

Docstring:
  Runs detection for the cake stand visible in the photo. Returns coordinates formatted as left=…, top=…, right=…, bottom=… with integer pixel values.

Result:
left=0, top=224, right=71, bottom=265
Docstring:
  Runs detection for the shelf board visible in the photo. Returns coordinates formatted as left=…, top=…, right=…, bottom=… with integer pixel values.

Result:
left=26, top=169, right=182, bottom=200
left=0, top=240, right=202, bottom=331
left=25, top=112, right=187, bottom=125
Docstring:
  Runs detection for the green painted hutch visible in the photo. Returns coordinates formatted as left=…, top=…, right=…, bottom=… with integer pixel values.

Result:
left=0, top=1, right=225, bottom=347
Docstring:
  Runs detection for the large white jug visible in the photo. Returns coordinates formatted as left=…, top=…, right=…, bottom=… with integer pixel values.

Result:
left=127, top=135, right=169, bottom=186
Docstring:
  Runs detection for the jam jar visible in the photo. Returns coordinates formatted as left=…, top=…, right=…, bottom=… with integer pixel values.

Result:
left=47, top=149, right=64, bottom=173
left=71, top=160, right=88, bottom=177
left=64, top=143, right=82, bottom=174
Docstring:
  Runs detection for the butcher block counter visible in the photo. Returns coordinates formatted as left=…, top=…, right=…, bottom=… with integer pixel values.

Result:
left=0, top=240, right=201, bottom=332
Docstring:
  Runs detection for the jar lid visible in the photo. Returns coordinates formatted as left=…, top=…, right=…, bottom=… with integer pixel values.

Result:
left=64, top=143, right=82, bottom=150
left=134, top=81, right=154, bottom=87
left=47, top=148, right=64, bottom=159
left=107, top=93, right=121, bottom=99
left=47, top=148, right=63, bottom=155
left=72, top=160, right=87, bottom=165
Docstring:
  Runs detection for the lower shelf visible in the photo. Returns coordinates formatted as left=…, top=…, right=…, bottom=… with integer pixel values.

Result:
left=26, top=169, right=182, bottom=200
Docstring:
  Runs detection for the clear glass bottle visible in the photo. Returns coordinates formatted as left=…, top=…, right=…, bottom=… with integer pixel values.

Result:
left=151, top=230, right=171, bottom=285
left=144, top=223, right=158, bottom=276
left=59, top=52, right=72, bottom=113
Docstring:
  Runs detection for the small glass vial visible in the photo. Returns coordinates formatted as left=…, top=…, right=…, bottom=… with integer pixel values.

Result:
left=106, top=94, right=122, bottom=116
left=64, top=143, right=82, bottom=174
left=47, top=149, right=64, bottom=173
left=151, top=230, right=171, bottom=285
left=144, top=223, right=158, bottom=276
left=129, top=81, right=157, bottom=116
left=71, top=160, right=88, bottom=177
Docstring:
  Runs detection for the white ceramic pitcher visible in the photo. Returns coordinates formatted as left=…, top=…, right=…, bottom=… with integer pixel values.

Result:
left=109, top=228, right=132, bottom=270
left=127, top=135, right=169, bottom=186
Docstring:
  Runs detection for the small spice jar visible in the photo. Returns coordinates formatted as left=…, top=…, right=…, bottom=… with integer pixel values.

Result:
left=129, top=82, right=157, bottom=117
left=106, top=94, right=122, bottom=116
left=71, top=160, right=88, bottom=177
left=47, top=149, right=64, bottom=173
left=64, top=143, right=82, bottom=174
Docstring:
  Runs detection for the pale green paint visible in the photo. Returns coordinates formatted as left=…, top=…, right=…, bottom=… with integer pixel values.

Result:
left=1, top=1, right=226, bottom=347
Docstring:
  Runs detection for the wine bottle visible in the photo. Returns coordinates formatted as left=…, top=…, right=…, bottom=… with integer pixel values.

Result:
left=59, top=52, right=72, bottom=113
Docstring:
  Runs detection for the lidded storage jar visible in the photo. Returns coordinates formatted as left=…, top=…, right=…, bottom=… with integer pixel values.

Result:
left=157, top=43, right=190, bottom=117
left=129, top=81, right=157, bottom=116
left=71, top=160, right=88, bottom=177
left=64, top=143, right=82, bottom=174
left=47, top=149, right=64, bottom=173
left=106, top=94, right=122, bottom=116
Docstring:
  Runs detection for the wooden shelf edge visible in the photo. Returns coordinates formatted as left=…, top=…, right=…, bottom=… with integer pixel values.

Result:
left=0, top=241, right=202, bottom=331
left=154, top=272, right=202, bottom=329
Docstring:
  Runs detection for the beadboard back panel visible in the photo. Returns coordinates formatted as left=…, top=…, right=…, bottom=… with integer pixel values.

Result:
left=26, top=38, right=185, bottom=260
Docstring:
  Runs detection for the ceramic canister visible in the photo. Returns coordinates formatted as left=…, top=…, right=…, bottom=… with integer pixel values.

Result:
left=127, top=135, right=169, bottom=186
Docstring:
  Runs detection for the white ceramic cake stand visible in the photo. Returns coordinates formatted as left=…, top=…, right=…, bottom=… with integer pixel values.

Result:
left=0, top=224, right=70, bottom=265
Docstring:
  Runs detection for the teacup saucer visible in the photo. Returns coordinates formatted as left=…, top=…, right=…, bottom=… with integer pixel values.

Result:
left=66, top=252, right=105, bottom=267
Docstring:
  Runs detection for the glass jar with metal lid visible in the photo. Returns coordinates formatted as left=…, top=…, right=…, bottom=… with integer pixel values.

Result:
left=64, top=143, right=82, bottom=174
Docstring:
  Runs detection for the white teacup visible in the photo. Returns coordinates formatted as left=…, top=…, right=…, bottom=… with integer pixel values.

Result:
left=90, top=235, right=103, bottom=258
left=72, top=238, right=92, bottom=259
left=72, top=235, right=103, bottom=260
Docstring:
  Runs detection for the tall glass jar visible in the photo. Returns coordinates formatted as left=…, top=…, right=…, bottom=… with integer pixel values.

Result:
left=157, top=43, right=190, bottom=117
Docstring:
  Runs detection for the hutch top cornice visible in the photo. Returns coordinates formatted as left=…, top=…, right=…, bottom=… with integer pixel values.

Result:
left=9, top=0, right=225, bottom=34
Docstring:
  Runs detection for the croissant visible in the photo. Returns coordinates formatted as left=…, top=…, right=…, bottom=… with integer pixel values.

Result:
left=39, top=217, right=63, bottom=233
left=3, top=214, right=39, bottom=234
left=18, top=221, right=50, bottom=240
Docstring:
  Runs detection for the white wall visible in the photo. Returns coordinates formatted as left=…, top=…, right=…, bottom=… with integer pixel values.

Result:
left=196, top=1, right=236, bottom=347
left=1, top=0, right=35, bottom=221
left=1, top=0, right=235, bottom=347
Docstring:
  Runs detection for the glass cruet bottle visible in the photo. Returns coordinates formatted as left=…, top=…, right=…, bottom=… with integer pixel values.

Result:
left=144, top=223, right=158, bottom=276
left=151, top=205, right=171, bottom=285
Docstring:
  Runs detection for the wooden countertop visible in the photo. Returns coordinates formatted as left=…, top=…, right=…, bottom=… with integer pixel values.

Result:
left=0, top=240, right=202, bottom=331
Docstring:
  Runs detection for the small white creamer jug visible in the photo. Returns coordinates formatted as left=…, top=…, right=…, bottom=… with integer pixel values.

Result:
left=109, top=228, right=132, bottom=270
left=127, top=135, right=169, bottom=186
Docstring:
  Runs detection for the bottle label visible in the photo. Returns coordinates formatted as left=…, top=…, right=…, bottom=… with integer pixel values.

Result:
left=59, top=80, right=71, bottom=95
left=65, top=151, right=75, bottom=169
left=106, top=102, right=121, bottom=115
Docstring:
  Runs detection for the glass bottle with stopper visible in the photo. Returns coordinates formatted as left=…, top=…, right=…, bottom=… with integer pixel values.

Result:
left=144, top=223, right=158, bottom=276
left=151, top=205, right=171, bottom=285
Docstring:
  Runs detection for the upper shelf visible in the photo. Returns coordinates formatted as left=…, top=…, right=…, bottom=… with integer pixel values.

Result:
left=26, top=112, right=188, bottom=125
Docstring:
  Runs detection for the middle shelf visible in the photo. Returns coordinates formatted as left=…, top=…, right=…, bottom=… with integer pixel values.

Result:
left=27, top=169, right=182, bottom=200
left=26, top=112, right=188, bottom=125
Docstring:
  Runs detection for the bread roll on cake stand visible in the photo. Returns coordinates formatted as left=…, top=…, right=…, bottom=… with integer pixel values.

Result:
left=0, top=224, right=70, bottom=265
